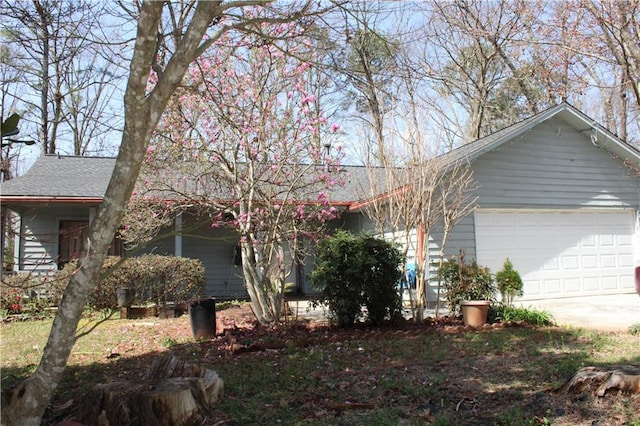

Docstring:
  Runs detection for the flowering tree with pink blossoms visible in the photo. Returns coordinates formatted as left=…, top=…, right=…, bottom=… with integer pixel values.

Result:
left=133, top=22, right=344, bottom=324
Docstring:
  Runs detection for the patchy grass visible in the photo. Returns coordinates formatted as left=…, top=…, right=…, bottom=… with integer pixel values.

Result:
left=1, top=303, right=639, bottom=425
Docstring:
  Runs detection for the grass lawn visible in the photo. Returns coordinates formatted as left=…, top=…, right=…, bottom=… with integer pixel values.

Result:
left=1, top=304, right=639, bottom=425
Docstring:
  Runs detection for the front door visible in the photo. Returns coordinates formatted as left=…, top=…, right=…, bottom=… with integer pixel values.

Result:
left=58, top=220, right=89, bottom=269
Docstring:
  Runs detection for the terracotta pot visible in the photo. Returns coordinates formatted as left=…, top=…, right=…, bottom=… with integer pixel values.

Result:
left=460, top=300, right=490, bottom=327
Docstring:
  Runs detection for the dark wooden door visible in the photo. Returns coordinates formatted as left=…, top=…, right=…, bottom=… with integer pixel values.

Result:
left=58, top=220, right=89, bottom=268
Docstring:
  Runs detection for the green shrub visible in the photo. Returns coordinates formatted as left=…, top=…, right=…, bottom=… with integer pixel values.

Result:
left=629, top=323, right=640, bottom=336
left=495, top=258, right=523, bottom=306
left=58, top=256, right=123, bottom=310
left=489, top=304, right=554, bottom=326
left=59, top=255, right=205, bottom=310
left=310, top=231, right=403, bottom=327
left=359, top=236, right=404, bottom=326
left=438, top=254, right=495, bottom=315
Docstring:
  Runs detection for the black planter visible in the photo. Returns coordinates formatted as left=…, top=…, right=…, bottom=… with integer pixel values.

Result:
left=189, top=298, right=216, bottom=340
left=116, top=287, right=132, bottom=308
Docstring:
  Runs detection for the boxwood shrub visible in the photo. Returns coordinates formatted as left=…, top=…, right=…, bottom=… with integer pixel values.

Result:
left=59, top=255, right=205, bottom=310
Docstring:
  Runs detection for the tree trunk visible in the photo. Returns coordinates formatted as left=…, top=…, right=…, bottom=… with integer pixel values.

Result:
left=560, top=365, right=640, bottom=396
left=70, top=354, right=223, bottom=425
left=0, top=3, right=227, bottom=424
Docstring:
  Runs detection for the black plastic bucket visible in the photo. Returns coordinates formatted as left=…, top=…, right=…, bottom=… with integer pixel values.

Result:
left=189, top=298, right=216, bottom=340
left=116, top=287, right=132, bottom=308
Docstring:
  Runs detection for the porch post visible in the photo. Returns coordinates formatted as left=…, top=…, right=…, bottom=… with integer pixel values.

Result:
left=0, top=205, right=6, bottom=281
left=175, top=213, right=183, bottom=257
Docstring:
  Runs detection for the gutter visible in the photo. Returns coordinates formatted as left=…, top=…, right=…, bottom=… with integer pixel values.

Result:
left=0, top=196, right=104, bottom=204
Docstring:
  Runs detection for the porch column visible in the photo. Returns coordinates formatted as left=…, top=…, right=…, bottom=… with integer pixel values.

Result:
left=0, top=205, right=6, bottom=280
left=13, top=212, right=21, bottom=271
left=175, top=213, right=183, bottom=257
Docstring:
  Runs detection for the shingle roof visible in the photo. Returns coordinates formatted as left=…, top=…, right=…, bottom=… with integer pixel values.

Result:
left=0, top=154, right=381, bottom=205
left=3, top=103, right=638, bottom=206
left=0, top=155, right=116, bottom=198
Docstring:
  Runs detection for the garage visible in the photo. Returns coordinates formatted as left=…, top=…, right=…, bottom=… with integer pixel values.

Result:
left=475, top=210, right=637, bottom=300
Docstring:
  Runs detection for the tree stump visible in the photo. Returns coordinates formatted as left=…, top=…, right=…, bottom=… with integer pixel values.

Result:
left=72, top=354, right=223, bottom=425
left=560, top=365, right=640, bottom=396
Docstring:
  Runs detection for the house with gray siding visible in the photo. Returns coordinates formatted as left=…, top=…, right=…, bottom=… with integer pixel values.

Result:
left=2, top=103, right=639, bottom=301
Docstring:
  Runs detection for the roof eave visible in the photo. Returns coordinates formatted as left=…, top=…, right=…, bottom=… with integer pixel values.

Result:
left=0, top=196, right=104, bottom=204
left=464, top=104, right=568, bottom=161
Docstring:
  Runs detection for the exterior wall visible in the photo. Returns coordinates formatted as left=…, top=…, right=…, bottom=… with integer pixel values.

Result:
left=385, top=117, right=640, bottom=301
left=123, top=216, right=246, bottom=299
left=180, top=226, right=246, bottom=299
left=13, top=205, right=94, bottom=272
left=446, top=116, right=640, bottom=259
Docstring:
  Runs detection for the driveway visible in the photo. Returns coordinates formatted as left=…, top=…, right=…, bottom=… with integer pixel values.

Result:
left=292, top=293, right=640, bottom=332
left=514, top=293, right=640, bottom=332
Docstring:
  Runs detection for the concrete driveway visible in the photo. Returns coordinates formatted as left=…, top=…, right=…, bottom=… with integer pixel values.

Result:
left=293, top=293, right=640, bottom=332
left=514, top=293, right=640, bottom=332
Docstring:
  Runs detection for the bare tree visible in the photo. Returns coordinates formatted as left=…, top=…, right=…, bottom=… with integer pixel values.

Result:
left=423, top=0, right=553, bottom=142
left=360, top=58, right=477, bottom=321
left=0, top=0, right=124, bottom=156
left=0, top=1, right=322, bottom=424
left=573, top=0, right=640, bottom=143
left=336, top=2, right=401, bottom=165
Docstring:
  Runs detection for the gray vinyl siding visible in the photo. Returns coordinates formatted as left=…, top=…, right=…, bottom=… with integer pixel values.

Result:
left=181, top=227, right=246, bottom=299
left=16, top=205, right=93, bottom=272
left=443, top=116, right=640, bottom=265
left=429, top=215, right=477, bottom=263
left=470, top=117, right=639, bottom=209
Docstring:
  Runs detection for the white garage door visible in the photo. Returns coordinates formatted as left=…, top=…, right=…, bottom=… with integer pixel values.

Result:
left=475, top=210, right=636, bottom=300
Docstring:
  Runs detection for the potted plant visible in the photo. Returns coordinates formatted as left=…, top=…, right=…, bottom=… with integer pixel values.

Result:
left=439, top=252, right=496, bottom=326
left=495, top=258, right=523, bottom=306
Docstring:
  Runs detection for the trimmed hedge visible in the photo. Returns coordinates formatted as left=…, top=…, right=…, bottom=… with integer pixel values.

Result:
left=59, top=255, right=205, bottom=310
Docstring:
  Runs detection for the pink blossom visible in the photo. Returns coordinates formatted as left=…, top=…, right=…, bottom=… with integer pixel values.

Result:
left=301, top=94, right=316, bottom=105
left=330, top=123, right=340, bottom=133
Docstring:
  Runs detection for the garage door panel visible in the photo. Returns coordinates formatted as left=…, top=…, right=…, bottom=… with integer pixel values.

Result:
left=620, top=254, right=634, bottom=268
left=603, top=276, right=618, bottom=290
left=476, top=210, right=635, bottom=299
left=565, top=278, right=580, bottom=293
left=600, top=255, right=618, bottom=268
left=562, top=256, right=579, bottom=270
left=621, top=276, right=635, bottom=290
left=582, top=256, right=598, bottom=269
left=584, top=277, right=599, bottom=291
left=544, top=279, right=561, bottom=294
